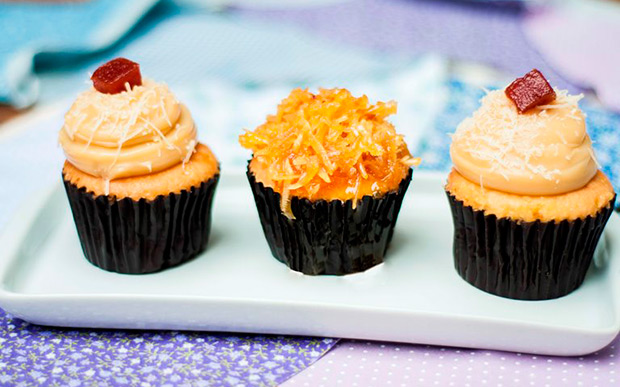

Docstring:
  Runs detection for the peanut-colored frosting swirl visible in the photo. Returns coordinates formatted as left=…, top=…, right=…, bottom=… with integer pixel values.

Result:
left=59, top=79, right=197, bottom=181
left=450, top=89, right=598, bottom=195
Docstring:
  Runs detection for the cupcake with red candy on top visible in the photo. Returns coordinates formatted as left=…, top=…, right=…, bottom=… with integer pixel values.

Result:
left=240, top=88, right=419, bottom=275
left=445, top=69, right=615, bottom=300
left=60, top=58, right=219, bottom=274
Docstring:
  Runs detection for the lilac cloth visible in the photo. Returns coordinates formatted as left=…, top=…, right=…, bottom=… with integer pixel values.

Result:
left=283, top=339, right=620, bottom=386
left=239, top=0, right=583, bottom=94
left=0, top=309, right=335, bottom=386
left=523, top=5, right=620, bottom=112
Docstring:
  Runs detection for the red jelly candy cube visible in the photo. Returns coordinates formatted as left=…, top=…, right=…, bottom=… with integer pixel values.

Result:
left=505, top=69, right=556, bottom=113
left=91, top=58, right=142, bottom=94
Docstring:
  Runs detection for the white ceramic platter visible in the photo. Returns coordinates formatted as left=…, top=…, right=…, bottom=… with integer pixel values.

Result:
left=0, top=172, right=618, bottom=356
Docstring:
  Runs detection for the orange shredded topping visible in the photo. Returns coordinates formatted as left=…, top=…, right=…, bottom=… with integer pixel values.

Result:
left=239, top=88, right=420, bottom=214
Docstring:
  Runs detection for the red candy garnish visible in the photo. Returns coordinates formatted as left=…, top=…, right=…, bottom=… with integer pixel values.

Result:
left=505, top=69, right=556, bottom=113
left=91, top=58, right=142, bottom=94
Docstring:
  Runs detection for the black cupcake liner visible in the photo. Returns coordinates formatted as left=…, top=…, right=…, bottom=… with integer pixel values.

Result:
left=446, top=192, right=616, bottom=300
left=63, top=174, right=219, bottom=274
left=247, top=167, right=412, bottom=275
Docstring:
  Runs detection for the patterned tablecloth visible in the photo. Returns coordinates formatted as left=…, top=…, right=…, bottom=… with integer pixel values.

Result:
left=0, top=310, right=334, bottom=387
left=286, top=340, right=619, bottom=386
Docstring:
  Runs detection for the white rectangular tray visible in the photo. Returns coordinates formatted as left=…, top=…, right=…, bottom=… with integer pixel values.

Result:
left=0, top=172, right=618, bottom=356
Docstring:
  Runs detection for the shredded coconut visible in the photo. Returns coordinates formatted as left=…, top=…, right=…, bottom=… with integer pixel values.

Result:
left=239, top=88, right=420, bottom=215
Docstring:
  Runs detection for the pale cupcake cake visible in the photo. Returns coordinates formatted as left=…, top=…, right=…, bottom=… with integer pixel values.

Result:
left=445, top=69, right=615, bottom=300
left=60, top=58, right=219, bottom=274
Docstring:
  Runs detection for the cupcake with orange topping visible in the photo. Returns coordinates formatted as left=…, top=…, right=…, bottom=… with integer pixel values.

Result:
left=60, top=58, right=219, bottom=274
left=240, top=88, right=419, bottom=275
left=446, top=69, right=615, bottom=300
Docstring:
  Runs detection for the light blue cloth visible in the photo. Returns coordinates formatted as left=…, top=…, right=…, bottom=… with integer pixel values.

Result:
left=1, top=0, right=418, bottom=108
left=0, top=0, right=158, bottom=107
left=35, top=4, right=417, bottom=104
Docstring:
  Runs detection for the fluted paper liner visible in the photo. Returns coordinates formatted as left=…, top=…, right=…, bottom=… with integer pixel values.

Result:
left=447, top=192, right=616, bottom=300
left=247, top=168, right=412, bottom=275
left=63, top=174, right=219, bottom=274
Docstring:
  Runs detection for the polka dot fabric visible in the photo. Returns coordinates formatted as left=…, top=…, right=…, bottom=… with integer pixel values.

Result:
left=283, top=338, right=619, bottom=386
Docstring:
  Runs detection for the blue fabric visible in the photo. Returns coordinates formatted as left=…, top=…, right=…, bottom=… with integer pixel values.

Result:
left=34, top=3, right=417, bottom=104
left=1, top=0, right=419, bottom=108
left=0, top=0, right=158, bottom=107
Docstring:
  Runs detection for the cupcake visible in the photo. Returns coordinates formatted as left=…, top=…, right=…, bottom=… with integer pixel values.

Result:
left=446, top=69, right=616, bottom=300
left=60, top=58, right=219, bottom=274
left=239, top=88, right=419, bottom=275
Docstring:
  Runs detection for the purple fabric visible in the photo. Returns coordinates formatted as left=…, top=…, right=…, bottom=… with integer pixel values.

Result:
left=0, top=310, right=335, bottom=386
left=239, top=0, right=583, bottom=93
left=523, top=6, right=620, bottom=112
left=283, top=338, right=620, bottom=386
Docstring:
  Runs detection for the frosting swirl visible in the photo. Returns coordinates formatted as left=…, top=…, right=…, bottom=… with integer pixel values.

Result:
left=59, top=79, right=197, bottom=181
left=450, top=89, right=598, bottom=195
